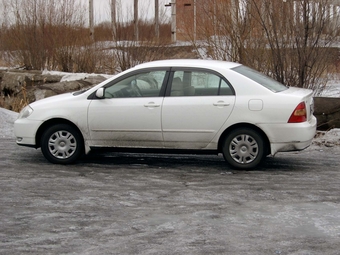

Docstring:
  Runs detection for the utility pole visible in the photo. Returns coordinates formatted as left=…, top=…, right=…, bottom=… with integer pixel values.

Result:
left=213, top=0, right=217, bottom=36
left=89, top=0, right=94, bottom=41
left=165, top=0, right=176, bottom=42
left=155, top=0, right=160, bottom=39
left=134, top=0, right=139, bottom=41
left=193, top=0, right=196, bottom=42
left=111, top=0, right=117, bottom=41
left=171, top=0, right=176, bottom=42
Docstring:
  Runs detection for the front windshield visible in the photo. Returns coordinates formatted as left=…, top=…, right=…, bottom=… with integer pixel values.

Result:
left=232, top=66, right=288, bottom=93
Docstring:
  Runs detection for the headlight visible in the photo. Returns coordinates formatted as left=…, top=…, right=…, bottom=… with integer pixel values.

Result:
left=18, top=105, right=34, bottom=119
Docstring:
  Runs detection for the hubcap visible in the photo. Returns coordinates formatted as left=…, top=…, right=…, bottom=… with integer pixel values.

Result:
left=229, top=134, right=259, bottom=164
left=48, top=130, right=77, bottom=159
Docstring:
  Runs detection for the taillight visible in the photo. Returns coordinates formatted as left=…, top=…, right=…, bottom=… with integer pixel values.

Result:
left=288, top=102, right=307, bottom=123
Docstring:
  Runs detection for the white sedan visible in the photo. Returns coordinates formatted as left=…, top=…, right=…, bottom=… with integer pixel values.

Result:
left=14, top=59, right=317, bottom=169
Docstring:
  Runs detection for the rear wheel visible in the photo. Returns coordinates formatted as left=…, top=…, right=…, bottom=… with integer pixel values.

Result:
left=222, top=128, right=265, bottom=170
left=41, top=124, right=84, bottom=164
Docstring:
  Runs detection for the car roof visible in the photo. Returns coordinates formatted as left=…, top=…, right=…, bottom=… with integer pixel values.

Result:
left=134, top=59, right=242, bottom=70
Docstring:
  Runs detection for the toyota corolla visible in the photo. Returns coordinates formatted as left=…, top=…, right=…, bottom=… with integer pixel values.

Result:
left=14, top=59, right=317, bottom=169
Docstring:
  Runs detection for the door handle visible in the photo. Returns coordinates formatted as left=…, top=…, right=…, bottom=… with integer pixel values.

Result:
left=144, top=103, right=160, bottom=108
left=213, top=101, right=230, bottom=107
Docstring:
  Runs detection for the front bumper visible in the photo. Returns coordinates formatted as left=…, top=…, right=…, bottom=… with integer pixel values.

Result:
left=14, top=118, right=43, bottom=147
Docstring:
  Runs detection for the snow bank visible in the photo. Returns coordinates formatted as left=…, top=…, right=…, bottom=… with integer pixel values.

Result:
left=321, top=81, right=340, bottom=97
left=320, top=74, right=340, bottom=97
left=0, top=108, right=18, bottom=138
left=313, top=129, right=340, bottom=147
left=42, top=70, right=113, bottom=82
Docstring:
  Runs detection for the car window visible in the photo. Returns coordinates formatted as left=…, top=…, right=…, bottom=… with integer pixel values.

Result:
left=232, top=65, right=288, bottom=92
left=104, top=71, right=166, bottom=98
left=170, top=70, right=234, bottom=96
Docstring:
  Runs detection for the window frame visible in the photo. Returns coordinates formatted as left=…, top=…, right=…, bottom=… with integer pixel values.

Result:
left=165, top=67, right=235, bottom=97
left=88, top=67, right=171, bottom=100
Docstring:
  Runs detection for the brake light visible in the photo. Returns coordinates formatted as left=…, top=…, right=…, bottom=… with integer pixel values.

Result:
left=288, top=102, right=307, bottom=123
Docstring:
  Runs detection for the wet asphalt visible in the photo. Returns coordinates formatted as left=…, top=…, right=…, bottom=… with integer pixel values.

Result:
left=1, top=138, right=340, bottom=255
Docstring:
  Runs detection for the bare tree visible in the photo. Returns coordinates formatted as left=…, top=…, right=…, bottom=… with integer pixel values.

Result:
left=0, top=0, right=172, bottom=74
left=0, top=0, right=101, bottom=72
left=184, top=0, right=340, bottom=93
left=106, top=1, right=172, bottom=72
left=249, top=0, right=340, bottom=93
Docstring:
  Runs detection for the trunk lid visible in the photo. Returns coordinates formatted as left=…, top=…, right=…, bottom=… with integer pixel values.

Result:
left=279, top=87, right=314, bottom=121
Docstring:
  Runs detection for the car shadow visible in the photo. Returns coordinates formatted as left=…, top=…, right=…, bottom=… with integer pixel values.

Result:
left=79, top=151, right=306, bottom=173
left=13, top=144, right=312, bottom=173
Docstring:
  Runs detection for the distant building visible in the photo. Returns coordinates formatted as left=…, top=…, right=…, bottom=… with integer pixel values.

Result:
left=175, top=0, right=340, bottom=41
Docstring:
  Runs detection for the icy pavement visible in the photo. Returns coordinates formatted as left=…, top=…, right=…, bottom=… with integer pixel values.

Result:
left=1, top=107, right=340, bottom=255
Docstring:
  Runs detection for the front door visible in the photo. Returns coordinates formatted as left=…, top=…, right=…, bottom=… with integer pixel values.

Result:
left=88, top=70, right=168, bottom=148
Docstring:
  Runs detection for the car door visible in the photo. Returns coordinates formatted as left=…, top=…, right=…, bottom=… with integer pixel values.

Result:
left=162, top=69, right=236, bottom=149
left=87, top=70, right=168, bottom=148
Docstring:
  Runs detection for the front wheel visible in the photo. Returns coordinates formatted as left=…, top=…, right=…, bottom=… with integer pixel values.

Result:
left=41, top=124, right=84, bottom=164
left=222, top=128, right=265, bottom=170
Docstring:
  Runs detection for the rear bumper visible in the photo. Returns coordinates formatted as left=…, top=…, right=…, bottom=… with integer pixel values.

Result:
left=270, top=139, right=313, bottom=155
left=258, top=116, right=317, bottom=155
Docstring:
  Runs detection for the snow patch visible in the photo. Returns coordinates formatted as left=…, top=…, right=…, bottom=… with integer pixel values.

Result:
left=0, top=108, right=18, bottom=138
left=319, top=74, right=340, bottom=97
left=313, top=129, right=340, bottom=147
left=42, top=69, right=113, bottom=82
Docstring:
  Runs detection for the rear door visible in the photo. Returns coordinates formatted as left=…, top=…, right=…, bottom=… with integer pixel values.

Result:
left=161, top=68, right=236, bottom=149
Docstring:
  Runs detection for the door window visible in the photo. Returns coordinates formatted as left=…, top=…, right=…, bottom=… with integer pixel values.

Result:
left=104, top=71, right=167, bottom=98
left=170, top=70, right=234, bottom=96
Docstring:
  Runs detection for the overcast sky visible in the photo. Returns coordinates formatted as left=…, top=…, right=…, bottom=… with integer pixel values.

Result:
left=84, top=0, right=171, bottom=23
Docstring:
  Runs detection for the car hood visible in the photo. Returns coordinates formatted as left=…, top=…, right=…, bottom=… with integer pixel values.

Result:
left=24, top=91, right=91, bottom=123
left=29, top=92, right=78, bottom=109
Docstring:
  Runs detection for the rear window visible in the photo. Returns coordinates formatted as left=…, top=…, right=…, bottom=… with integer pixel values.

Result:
left=232, top=66, right=288, bottom=92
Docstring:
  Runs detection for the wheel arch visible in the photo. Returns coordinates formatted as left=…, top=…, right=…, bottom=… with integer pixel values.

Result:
left=217, top=123, right=271, bottom=155
left=36, top=118, right=85, bottom=148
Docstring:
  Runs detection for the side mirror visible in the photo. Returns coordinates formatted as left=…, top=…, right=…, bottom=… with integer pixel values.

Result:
left=96, top=88, right=105, bottom=98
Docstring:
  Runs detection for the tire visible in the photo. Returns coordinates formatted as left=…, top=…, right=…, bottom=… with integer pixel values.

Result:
left=41, top=124, right=84, bottom=164
left=222, top=128, right=265, bottom=170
